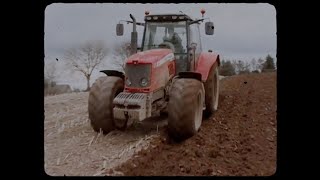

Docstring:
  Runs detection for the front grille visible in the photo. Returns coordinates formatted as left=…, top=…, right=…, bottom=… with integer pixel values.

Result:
left=125, top=64, right=151, bottom=87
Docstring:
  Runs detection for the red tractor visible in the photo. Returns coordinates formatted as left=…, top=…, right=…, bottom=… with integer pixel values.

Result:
left=88, top=10, right=220, bottom=141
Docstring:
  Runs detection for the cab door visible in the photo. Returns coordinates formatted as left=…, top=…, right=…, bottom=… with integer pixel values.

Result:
left=189, top=23, right=202, bottom=71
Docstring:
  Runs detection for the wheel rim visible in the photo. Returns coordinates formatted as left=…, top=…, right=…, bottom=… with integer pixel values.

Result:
left=194, top=92, right=202, bottom=131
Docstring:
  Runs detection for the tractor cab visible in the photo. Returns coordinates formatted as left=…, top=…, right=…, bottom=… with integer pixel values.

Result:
left=142, top=14, right=191, bottom=53
left=142, top=14, right=190, bottom=73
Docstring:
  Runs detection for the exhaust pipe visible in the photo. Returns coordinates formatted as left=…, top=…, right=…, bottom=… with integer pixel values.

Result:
left=130, top=14, right=138, bottom=55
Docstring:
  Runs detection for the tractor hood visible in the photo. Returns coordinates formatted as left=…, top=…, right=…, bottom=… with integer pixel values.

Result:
left=126, top=49, right=174, bottom=67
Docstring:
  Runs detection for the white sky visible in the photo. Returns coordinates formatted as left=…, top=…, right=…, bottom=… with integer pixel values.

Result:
left=45, top=3, right=276, bottom=90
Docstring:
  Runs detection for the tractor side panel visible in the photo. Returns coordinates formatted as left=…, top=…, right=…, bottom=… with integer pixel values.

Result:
left=152, top=60, right=176, bottom=90
left=196, top=52, right=220, bottom=81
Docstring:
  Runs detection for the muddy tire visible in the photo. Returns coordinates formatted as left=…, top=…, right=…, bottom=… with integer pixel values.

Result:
left=168, top=78, right=205, bottom=141
left=88, top=76, right=124, bottom=134
left=204, top=65, right=219, bottom=116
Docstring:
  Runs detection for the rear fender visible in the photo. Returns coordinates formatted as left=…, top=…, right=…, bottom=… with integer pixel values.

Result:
left=100, top=70, right=125, bottom=80
left=177, top=72, right=202, bottom=82
left=195, top=52, right=220, bottom=82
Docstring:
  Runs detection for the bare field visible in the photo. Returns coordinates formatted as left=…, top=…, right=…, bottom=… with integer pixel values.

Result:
left=44, top=92, right=163, bottom=176
left=44, top=72, right=276, bottom=176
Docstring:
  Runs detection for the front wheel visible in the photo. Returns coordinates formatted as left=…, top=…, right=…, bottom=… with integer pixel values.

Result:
left=88, top=76, right=124, bottom=134
left=167, top=78, right=205, bottom=141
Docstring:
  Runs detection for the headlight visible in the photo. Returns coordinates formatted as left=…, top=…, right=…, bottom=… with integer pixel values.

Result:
left=140, top=78, right=148, bottom=87
left=126, top=78, right=132, bottom=86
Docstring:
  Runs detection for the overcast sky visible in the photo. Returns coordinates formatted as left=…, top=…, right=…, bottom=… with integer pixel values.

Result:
left=45, top=3, right=276, bottom=89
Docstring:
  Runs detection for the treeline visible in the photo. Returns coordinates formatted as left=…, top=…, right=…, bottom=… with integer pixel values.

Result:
left=219, top=54, right=276, bottom=76
left=45, top=40, right=129, bottom=93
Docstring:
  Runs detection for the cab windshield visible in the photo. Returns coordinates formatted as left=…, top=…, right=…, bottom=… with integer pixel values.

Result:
left=142, top=21, right=187, bottom=54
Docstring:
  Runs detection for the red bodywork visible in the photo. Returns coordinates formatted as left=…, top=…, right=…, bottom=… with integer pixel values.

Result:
left=125, top=49, right=175, bottom=93
left=195, top=52, right=220, bottom=81
left=124, top=49, right=219, bottom=93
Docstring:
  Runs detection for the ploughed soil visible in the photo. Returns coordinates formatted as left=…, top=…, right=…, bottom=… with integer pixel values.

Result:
left=112, top=72, right=277, bottom=176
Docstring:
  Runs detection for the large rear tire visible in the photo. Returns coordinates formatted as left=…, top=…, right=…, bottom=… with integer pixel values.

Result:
left=88, top=76, right=124, bottom=134
left=204, top=65, right=219, bottom=116
left=168, top=78, right=205, bottom=141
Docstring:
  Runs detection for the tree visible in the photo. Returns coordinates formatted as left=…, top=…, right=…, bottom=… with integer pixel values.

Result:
left=64, top=41, right=108, bottom=91
left=44, top=57, right=57, bottom=88
left=232, top=60, right=250, bottom=74
left=219, top=59, right=236, bottom=76
left=250, top=58, right=257, bottom=72
left=240, top=61, right=251, bottom=74
left=112, top=42, right=131, bottom=72
left=262, top=54, right=276, bottom=71
left=257, top=58, right=265, bottom=71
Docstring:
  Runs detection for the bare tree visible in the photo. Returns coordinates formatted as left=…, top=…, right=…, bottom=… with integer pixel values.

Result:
left=112, top=41, right=131, bottom=72
left=64, top=41, right=108, bottom=91
left=232, top=60, right=250, bottom=74
left=257, top=58, right=265, bottom=71
left=250, top=58, right=257, bottom=71
left=44, top=58, right=57, bottom=88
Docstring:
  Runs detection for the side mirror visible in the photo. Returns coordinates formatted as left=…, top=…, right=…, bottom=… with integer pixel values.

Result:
left=205, top=22, right=214, bottom=35
left=116, top=23, right=124, bottom=36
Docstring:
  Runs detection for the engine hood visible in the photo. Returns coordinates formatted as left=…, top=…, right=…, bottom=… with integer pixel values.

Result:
left=126, top=49, right=174, bottom=66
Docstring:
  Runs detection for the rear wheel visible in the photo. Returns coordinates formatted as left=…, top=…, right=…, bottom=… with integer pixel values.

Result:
left=168, top=78, right=205, bottom=141
left=88, top=76, right=124, bottom=134
left=204, top=65, right=219, bottom=116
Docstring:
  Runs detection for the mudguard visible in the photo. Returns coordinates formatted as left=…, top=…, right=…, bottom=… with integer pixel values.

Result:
left=195, top=52, right=220, bottom=82
left=100, top=70, right=125, bottom=79
left=177, top=72, right=202, bottom=82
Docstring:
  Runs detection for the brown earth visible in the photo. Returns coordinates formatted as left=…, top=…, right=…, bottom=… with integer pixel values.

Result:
left=113, top=72, right=277, bottom=176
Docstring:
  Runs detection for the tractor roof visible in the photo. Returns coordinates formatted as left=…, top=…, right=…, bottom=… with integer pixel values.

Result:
left=144, top=14, right=193, bottom=22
